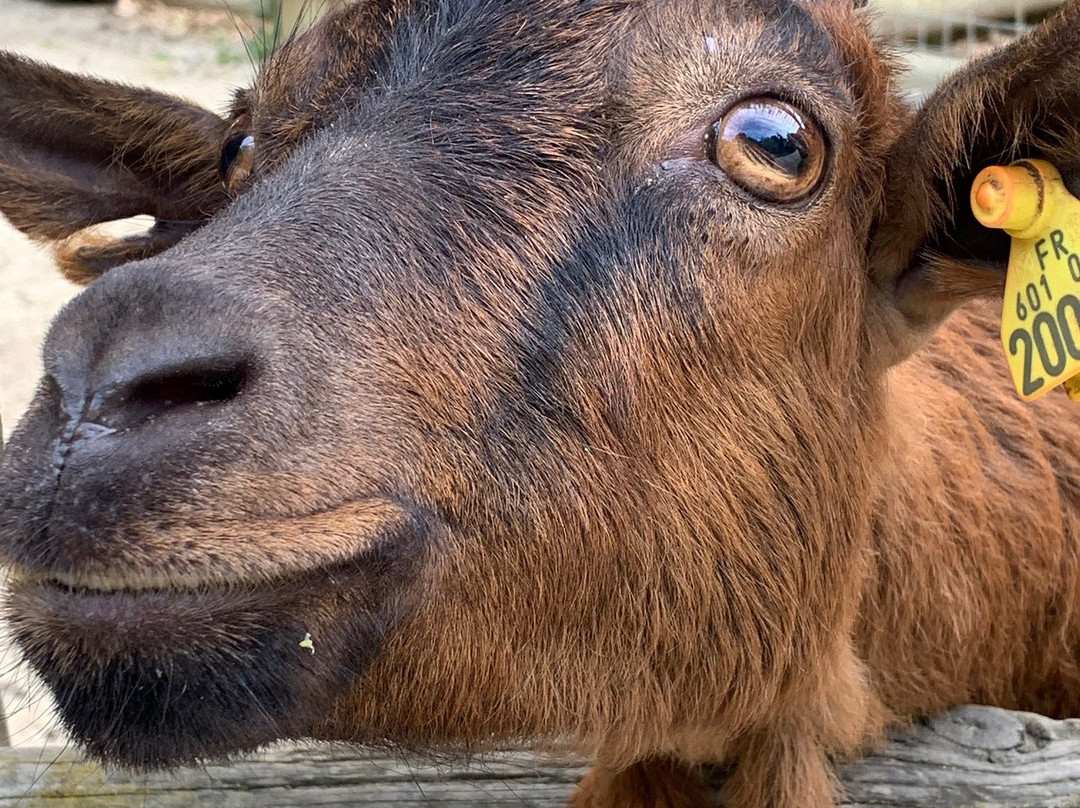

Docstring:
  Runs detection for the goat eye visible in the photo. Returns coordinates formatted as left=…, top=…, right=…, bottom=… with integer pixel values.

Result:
left=220, top=134, right=255, bottom=193
left=708, top=99, right=826, bottom=204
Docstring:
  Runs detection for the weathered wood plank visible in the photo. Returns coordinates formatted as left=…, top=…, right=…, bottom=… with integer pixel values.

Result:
left=1, top=706, right=1080, bottom=806
left=0, top=745, right=587, bottom=807
left=836, top=706, right=1080, bottom=807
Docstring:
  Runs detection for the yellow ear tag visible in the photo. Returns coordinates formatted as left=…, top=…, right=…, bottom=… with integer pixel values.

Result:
left=971, top=159, right=1080, bottom=401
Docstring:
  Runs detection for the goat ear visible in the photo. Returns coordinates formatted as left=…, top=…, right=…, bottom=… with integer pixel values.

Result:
left=0, top=52, right=231, bottom=284
left=867, top=1, right=1080, bottom=366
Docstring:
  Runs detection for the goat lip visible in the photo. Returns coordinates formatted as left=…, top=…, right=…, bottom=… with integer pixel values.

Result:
left=7, top=564, right=346, bottom=597
left=10, top=578, right=269, bottom=646
left=17, top=575, right=249, bottom=600
left=2, top=495, right=415, bottom=594
left=7, top=560, right=360, bottom=632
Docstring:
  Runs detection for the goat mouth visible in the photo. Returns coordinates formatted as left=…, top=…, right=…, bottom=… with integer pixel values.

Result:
left=4, top=566, right=358, bottom=768
left=3, top=524, right=434, bottom=770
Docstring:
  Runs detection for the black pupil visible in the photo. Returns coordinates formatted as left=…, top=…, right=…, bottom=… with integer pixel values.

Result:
left=220, top=135, right=249, bottom=178
left=727, top=105, right=808, bottom=177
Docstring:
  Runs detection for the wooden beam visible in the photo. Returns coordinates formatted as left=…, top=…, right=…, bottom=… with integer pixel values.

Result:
left=1, top=706, right=1079, bottom=806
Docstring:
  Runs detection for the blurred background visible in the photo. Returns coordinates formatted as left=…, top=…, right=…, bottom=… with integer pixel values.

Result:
left=0, top=0, right=1067, bottom=752
left=881, top=0, right=1064, bottom=95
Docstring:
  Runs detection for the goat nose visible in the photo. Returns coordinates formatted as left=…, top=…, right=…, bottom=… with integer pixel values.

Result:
left=43, top=270, right=260, bottom=437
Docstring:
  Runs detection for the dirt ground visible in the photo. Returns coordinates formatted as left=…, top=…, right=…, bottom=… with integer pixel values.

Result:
left=0, top=0, right=259, bottom=747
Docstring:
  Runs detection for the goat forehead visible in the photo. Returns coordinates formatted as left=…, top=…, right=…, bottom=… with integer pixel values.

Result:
left=371, top=0, right=838, bottom=90
left=223, top=0, right=867, bottom=282
left=306, top=0, right=847, bottom=181
left=252, top=0, right=843, bottom=121
left=229, top=0, right=861, bottom=282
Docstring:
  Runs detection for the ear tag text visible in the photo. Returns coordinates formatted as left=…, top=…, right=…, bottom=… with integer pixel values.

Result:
left=971, top=159, right=1080, bottom=401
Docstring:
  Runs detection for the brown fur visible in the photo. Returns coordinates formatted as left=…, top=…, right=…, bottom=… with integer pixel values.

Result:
left=235, top=0, right=408, bottom=179
left=0, top=53, right=230, bottom=278
left=3, top=2, right=1080, bottom=808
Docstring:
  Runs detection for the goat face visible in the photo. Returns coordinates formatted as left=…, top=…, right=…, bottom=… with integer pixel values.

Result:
left=3, top=0, right=1080, bottom=804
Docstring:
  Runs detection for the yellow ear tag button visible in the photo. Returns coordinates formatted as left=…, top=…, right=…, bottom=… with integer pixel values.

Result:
left=971, top=159, right=1080, bottom=401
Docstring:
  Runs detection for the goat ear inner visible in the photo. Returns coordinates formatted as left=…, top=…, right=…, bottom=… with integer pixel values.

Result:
left=0, top=51, right=231, bottom=283
left=867, top=1, right=1080, bottom=367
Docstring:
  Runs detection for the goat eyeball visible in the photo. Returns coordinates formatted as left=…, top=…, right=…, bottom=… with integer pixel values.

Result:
left=708, top=99, right=826, bottom=204
left=220, top=134, right=256, bottom=194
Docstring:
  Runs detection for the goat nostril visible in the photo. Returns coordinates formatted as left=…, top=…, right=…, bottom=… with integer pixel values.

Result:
left=132, top=365, right=246, bottom=409
left=91, top=361, right=249, bottom=433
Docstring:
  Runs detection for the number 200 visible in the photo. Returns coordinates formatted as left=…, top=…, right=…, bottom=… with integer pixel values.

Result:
left=1010, top=293, right=1080, bottom=397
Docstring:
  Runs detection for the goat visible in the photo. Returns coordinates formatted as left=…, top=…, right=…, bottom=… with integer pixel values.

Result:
left=3, top=1, right=1080, bottom=806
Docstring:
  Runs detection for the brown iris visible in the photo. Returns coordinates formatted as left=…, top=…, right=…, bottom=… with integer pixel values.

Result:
left=220, top=133, right=256, bottom=195
left=708, top=99, right=827, bottom=204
